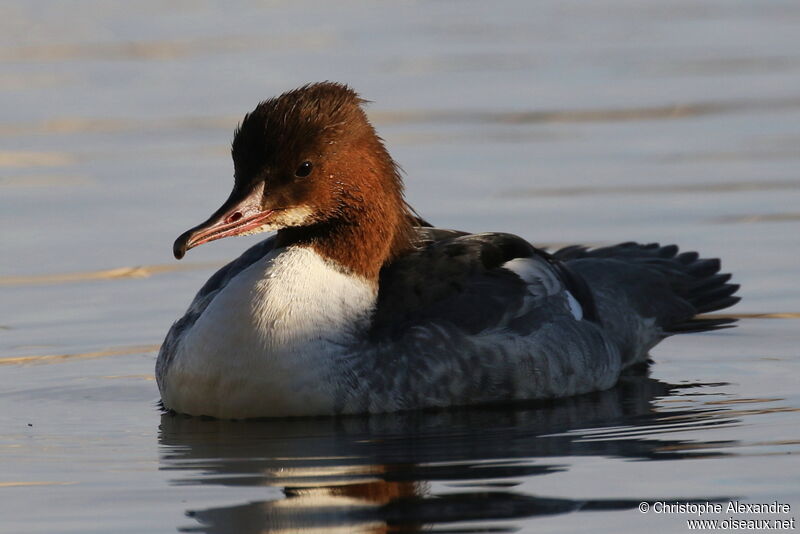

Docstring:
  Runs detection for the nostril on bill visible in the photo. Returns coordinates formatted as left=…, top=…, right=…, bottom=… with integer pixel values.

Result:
left=226, top=212, right=243, bottom=224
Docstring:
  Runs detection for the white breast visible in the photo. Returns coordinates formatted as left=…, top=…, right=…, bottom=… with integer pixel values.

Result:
left=161, top=246, right=376, bottom=418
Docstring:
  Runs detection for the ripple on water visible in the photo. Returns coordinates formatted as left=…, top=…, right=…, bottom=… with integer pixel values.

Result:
left=155, top=371, right=798, bottom=532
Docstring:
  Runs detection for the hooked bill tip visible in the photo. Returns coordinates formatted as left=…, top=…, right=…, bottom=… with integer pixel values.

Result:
left=173, top=233, right=190, bottom=260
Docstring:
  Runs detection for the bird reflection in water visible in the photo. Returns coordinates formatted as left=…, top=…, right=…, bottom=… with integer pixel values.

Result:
left=158, top=370, right=734, bottom=533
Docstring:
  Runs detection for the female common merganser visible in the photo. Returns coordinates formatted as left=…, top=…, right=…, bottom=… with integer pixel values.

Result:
left=157, top=82, right=739, bottom=419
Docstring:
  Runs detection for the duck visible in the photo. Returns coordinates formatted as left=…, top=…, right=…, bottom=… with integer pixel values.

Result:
left=156, top=82, right=739, bottom=419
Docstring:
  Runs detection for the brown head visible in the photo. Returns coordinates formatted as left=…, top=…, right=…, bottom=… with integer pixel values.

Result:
left=173, top=82, right=416, bottom=281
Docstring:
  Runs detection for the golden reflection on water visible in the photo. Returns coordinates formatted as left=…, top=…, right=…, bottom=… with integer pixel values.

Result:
left=0, top=481, right=77, bottom=488
left=0, top=116, right=236, bottom=137
left=0, top=150, right=75, bottom=167
left=0, top=72, right=73, bottom=90
left=0, top=262, right=222, bottom=286
left=701, top=312, right=800, bottom=319
left=0, top=344, right=160, bottom=366
left=0, top=174, right=89, bottom=188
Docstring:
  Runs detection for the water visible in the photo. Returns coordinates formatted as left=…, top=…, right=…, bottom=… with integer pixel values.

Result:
left=1, top=1, right=799, bottom=532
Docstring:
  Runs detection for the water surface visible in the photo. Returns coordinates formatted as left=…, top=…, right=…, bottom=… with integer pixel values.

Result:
left=1, top=1, right=799, bottom=532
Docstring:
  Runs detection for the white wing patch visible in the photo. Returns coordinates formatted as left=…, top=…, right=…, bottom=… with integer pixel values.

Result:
left=503, top=257, right=583, bottom=320
left=502, top=257, right=545, bottom=286
left=565, top=290, right=583, bottom=320
left=502, top=257, right=560, bottom=293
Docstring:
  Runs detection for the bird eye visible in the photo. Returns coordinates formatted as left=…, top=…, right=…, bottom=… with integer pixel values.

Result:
left=295, top=161, right=313, bottom=178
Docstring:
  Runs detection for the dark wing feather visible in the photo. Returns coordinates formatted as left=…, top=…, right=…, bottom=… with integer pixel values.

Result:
left=371, top=229, right=593, bottom=339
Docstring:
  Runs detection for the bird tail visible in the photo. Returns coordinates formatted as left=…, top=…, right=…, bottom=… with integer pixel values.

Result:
left=555, top=242, right=740, bottom=365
